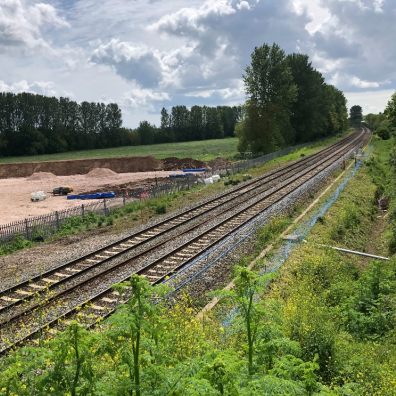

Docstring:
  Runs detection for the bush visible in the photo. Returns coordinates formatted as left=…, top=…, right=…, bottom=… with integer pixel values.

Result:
left=0, top=235, right=32, bottom=255
left=155, top=204, right=167, bottom=214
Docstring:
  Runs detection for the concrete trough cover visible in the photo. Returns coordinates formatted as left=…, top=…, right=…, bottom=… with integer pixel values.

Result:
left=282, top=234, right=304, bottom=242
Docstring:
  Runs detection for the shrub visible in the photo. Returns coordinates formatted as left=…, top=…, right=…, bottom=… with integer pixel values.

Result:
left=155, top=204, right=167, bottom=214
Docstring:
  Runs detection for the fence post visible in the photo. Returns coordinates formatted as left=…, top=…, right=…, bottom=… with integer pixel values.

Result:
left=103, top=199, right=108, bottom=215
left=81, top=204, right=85, bottom=217
left=24, top=218, right=30, bottom=240
left=55, top=211, right=60, bottom=230
left=123, top=192, right=126, bottom=206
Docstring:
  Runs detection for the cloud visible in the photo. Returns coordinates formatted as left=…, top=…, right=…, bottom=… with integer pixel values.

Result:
left=149, top=0, right=236, bottom=36
left=147, top=0, right=310, bottom=96
left=0, top=0, right=69, bottom=49
left=0, top=79, right=63, bottom=96
left=90, top=39, right=163, bottom=88
left=310, top=0, right=396, bottom=89
left=122, top=86, right=170, bottom=111
left=329, top=72, right=390, bottom=90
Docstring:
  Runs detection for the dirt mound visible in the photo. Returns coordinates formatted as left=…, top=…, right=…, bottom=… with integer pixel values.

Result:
left=162, top=157, right=206, bottom=171
left=27, top=172, right=56, bottom=181
left=86, top=168, right=119, bottom=178
left=207, top=157, right=231, bottom=170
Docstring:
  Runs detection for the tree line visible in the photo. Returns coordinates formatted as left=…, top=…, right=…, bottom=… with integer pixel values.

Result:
left=364, top=92, right=396, bottom=140
left=0, top=92, right=241, bottom=157
left=0, top=92, right=126, bottom=156
left=239, top=43, right=348, bottom=154
left=0, top=43, right=352, bottom=158
left=133, top=105, right=242, bottom=146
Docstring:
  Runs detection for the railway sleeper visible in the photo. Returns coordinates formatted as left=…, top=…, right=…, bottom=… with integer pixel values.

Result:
left=15, top=289, right=32, bottom=296
left=54, top=272, right=69, bottom=278
left=28, top=283, right=47, bottom=290
left=0, top=296, right=19, bottom=302
left=42, top=278, right=58, bottom=284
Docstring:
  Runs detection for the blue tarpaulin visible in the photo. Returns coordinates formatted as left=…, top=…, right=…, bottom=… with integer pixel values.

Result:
left=67, top=192, right=116, bottom=200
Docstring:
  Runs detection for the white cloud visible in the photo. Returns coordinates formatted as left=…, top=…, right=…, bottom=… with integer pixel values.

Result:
left=149, top=0, right=236, bottom=35
left=236, top=1, right=251, bottom=11
left=0, top=0, right=395, bottom=127
left=0, top=0, right=69, bottom=49
left=0, top=79, right=60, bottom=96
left=90, top=39, right=163, bottom=87
left=345, top=89, right=393, bottom=114
left=122, top=86, right=170, bottom=111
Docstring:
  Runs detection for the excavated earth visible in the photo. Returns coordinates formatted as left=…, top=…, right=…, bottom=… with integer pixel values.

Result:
left=0, top=155, right=217, bottom=225
left=0, top=155, right=207, bottom=179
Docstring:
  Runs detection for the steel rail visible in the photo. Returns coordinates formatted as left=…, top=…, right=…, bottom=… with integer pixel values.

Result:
left=0, top=133, right=358, bottom=314
left=0, top=131, right=367, bottom=355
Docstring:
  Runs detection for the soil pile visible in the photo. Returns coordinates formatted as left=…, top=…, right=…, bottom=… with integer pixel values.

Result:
left=26, top=172, right=56, bottom=181
left=207, top=157, right=231, bottom=170
left=162, top=157, right=206, bottom=171
left=86, top=168, right=119, bottom=178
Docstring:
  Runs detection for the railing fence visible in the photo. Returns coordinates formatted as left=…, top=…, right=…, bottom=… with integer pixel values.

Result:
left=0, top=141, right=309, bottom=245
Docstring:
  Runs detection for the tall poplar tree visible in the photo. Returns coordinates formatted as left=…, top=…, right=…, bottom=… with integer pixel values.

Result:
left=241, top=43, right=297, bottom=154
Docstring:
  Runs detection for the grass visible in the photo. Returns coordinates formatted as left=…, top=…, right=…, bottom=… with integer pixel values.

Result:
left=0, top=137, right=239, bottom=164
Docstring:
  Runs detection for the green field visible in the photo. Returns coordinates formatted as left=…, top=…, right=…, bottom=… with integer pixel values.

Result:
left=0, top=138, right=239, bottom=164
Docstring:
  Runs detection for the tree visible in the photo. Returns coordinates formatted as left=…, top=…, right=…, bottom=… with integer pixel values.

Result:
left=364, top=113, right=386, bottom=131
left=136, top=121, right=156, bottom=145
left=385, top=91, right=396, bottom=127
left=286, top=54, right=328, bottom=142
left=349, top=105, right=363, bottom=127
left=241, top=43, right=297, bottom=154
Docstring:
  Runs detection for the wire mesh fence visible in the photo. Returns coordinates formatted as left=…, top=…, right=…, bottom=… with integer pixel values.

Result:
left=0, top=141, right=308, bottom=245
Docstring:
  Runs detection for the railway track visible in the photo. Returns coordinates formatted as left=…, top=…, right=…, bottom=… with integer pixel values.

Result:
left=0, top=130, right=368, bottom=354
left=0, top=132, right=357, bottom=316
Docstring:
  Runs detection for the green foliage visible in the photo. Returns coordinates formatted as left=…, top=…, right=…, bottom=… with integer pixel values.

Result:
left=154, top=203, right=167, bottom=214
left=241, top=43, right=297, bottom=154
left=1, top=140, right=396, bottom=395
left=385, top=91, right=396, bottom=127
left=344, top=261, right=396, bottom=339
left=239, top=43, right=348, bottom=154
left=364, top=112, right=387, bottom=131
left=0, top=235, right=32, bottom=256
left=349, top=105, right=363, bottom=127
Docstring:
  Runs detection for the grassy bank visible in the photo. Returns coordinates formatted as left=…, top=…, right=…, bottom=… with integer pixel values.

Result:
left=0, top=137, right=239, bottom=164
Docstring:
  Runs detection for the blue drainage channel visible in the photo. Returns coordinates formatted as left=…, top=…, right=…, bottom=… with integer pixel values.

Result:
left=222, top=151, right=368, bottom=327
left=260, top=152, right=367, bottom=275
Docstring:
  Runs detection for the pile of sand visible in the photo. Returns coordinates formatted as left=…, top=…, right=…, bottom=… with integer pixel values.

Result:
left=86, top=168, right=119, bottom=178
left=27, top=172, right=57, bottom=181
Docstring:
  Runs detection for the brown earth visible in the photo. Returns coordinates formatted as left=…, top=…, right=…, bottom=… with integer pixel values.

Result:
left=161, top=157, right=206, bottom=171
left=0, top=156, right=216, bottom=179
left=207, top=157, right=232, bottom=170
left=0, top=156, right=161, bottom=179
left=0, top=170, right=182, bottom=225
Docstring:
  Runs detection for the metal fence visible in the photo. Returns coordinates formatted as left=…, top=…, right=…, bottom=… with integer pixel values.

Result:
left=0, top=141, right=309, bottom=245
left=0, top=176, right=200, bottom=245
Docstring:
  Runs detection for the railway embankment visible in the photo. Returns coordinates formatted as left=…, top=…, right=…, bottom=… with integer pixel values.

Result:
left=0, top=131, right=367, bottom=355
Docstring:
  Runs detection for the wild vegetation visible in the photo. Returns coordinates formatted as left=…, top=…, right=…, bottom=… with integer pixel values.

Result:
left=1, top=137, right=395, bottom=394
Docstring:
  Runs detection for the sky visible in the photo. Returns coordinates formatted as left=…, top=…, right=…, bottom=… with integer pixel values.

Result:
left=0, top=0, right=395, bottom=127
